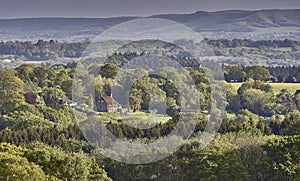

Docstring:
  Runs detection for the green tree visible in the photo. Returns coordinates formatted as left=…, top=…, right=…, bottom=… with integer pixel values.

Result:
left=226, top=84, right=241, bottom=113
left=275, top=89, right=296, bottom=114
left=129, top=88, right=143, bottom=112
left=42, top=87, right=66, bottom=108
left=178, top=136, right=251, bottom=180
left=15, top=64, right=35, bottom=82
left=225, top=65, right=246, bottom=82
left=261, top=136, right=300, bottom=180
left=31, top=64, right=57, bottom=87
left=24, top=142, right=111, bottom=181
left=237, top=80, right=273, bottom=95
left=245, top=66, right=271, bottom=81
left=0, top=70, right=25, bottom=114
left=240, top=88, right=275, bottom=116
left=0, top=152, right=47, bottom=180
left=99, top=64, right=120, bottom=79
left=0, top=70, right=24, bottom=92
left=0, top=142, right=47, bottom=181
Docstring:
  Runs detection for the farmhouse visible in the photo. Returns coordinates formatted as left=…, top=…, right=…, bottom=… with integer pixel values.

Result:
left=97, top=95, right=120, bottom=112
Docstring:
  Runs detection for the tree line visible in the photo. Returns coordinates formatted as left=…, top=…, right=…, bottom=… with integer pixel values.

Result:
left=0, top=40, right=89, bottom=60
left=0, top=38, right=299, bottom=61
left=225, top=64, right=300, bottom=83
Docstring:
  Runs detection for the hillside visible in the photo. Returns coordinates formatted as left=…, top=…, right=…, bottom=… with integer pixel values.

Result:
left=152, top=9, right=300, bottom=32
left=0, top=9, right=299, bottom=41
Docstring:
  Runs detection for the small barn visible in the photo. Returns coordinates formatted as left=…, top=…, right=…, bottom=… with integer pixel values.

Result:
left=97, top=95, right=120, bottom=112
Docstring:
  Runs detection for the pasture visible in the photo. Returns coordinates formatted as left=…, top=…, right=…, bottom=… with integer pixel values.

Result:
left=99, top=111, right=171, bottom=126
left=229, top=82, right=300, bottom=95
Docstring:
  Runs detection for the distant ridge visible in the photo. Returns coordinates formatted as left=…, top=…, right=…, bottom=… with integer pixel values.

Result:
left=151, top=9, right=300, bottom=32
left=0, top=9, right=299, bottom=41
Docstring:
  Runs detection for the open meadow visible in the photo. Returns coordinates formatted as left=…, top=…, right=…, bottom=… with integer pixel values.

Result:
left=98, top=111, right=171, bottom=125
left=229, top=82, right=300, bottom=95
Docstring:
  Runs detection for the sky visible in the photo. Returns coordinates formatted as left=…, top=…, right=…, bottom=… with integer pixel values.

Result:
left=0, top=0, right=300, bottom=19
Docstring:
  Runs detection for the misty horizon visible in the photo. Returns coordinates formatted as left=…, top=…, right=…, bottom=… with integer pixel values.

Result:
left=0, top=0, right=299, bottom=19
left=0, top=8, right=299, bottom=20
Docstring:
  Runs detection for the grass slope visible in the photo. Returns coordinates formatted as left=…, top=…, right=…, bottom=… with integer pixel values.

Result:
left=229, top=82, right=300, bottom=95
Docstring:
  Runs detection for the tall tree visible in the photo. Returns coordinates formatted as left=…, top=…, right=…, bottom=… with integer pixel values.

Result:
left=245, top=66, right=271, bottom=81
left=0, top=70, right=24, bottom=92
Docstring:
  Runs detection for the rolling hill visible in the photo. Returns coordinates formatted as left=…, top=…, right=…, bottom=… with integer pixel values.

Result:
left=0, top=9, right=299, bottom=41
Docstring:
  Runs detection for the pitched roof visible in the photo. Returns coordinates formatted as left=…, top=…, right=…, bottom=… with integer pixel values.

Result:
left=101, top=96, right=118, bottom=105
left=58, top=98, right=77, bottom=106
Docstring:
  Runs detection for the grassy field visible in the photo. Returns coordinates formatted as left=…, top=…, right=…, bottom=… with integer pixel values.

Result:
left=99, top=112, right=171, bottom=125
left=229, top=82, right=300, bottom=95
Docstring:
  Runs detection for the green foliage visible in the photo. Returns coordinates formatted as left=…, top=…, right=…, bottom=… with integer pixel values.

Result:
left=275, top=89, right=296, bottom=114
left=0, top=70, right=24, bottom=92
left=99, top=64, right=120, bottom=79
left=24, top=142, right=111, bottom=181
left=280, top=111, right=300, bottom=135
left=0, top=70, right=25, bottom=114
left=0, top=142, right=47, bottom=180
left=0, top=142, right=24, bottom=156
left=0, top=152, right=47, bottom=180
left=261, top=136, right=300, bottom=180
left=245, top=66, right=271, bottom=81
left=41, top=87, right=66, bottom=108
left=240, top=88, right=275, bottom=116
left=180, top=146, right=251, bottom=180
left=15, top=64, right=35, bottom=82
left=237, top=80, right=273, bottom=95
left=0, top=40, right=89, bottom=60
left=225, top=65, right=246, bottom=82
left=226, top=84, right=241, bottom=112
left=0, top=90, right=25, bottom=114
left=4, top=111, right=54, bottom=130
left=1, top=46, right=300, bottom=181
left=0, top=142, right=111, bottom=181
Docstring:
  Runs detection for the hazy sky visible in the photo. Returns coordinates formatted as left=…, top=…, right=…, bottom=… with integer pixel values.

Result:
left=1, top=0, right=300, bottom=19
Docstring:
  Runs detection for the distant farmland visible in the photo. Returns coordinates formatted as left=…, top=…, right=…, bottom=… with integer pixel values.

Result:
left=229, top=83, right=300, bottom=95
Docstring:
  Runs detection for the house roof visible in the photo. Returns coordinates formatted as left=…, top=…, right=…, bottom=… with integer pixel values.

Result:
left=59, top=98, right=77, bottom=105
left=101, top=96, right=118, bottom=105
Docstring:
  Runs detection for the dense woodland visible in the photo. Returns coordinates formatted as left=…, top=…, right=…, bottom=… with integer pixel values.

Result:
left=0, top=39, right=299, bottom=64
left=1, top=40, right=300, bottom=180
left=0, top=40, right=89, bottom=60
